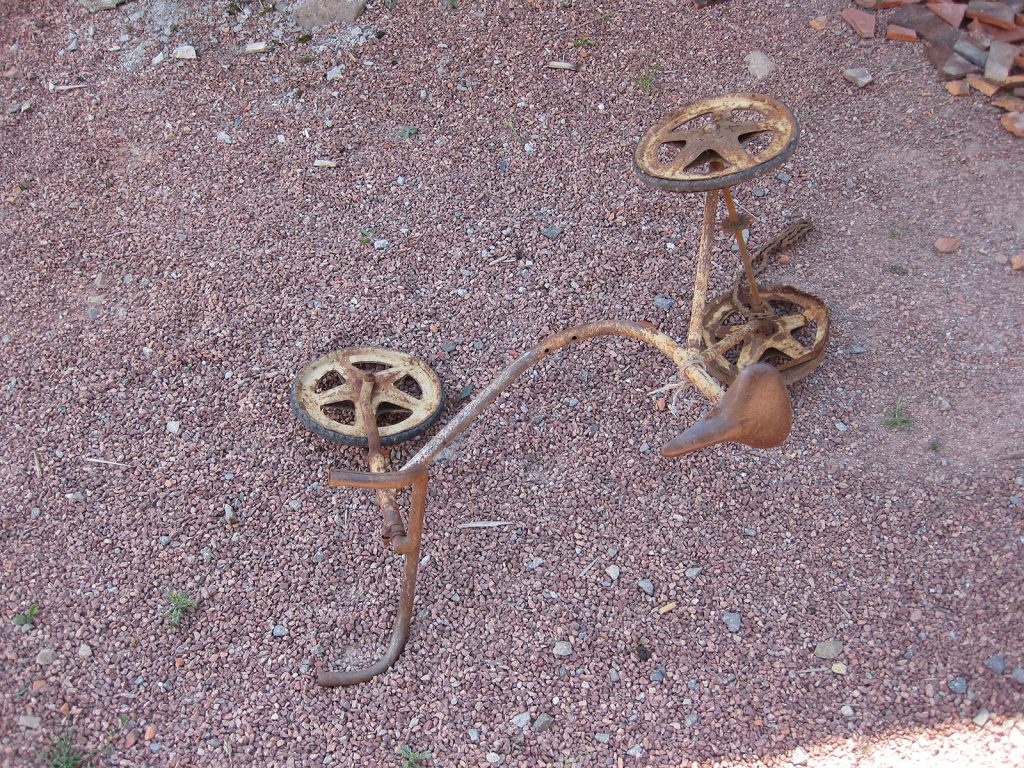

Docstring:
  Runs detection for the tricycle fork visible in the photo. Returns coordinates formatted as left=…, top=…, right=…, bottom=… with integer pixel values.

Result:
left=316, top=375, right=431, bottom=687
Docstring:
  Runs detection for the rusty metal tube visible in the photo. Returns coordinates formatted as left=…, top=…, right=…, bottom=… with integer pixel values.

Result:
left=722, top=187, right=765, bottom=312
left=317, top=473, right=429, bottom=687
left=328, top=464, right=427, bottom=490
left=687, top=188, right=719, bottom=350
left=328, top=320, right=725, bottom=494
left=404, top=320, right=721, bottom=470
left=355, top=375, right=407, bottom=543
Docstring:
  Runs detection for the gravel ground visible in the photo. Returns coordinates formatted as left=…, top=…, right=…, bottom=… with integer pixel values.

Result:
left=2, top=0, right=1023, bottom=766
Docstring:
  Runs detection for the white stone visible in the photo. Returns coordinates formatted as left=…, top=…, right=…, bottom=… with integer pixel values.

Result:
left=814, top=639, right=844, bottom=660
left=172, top=45, right=196, bottom=60
left=843, top=67, right=873, bottom=88
left=552, top=640, right=573, bottom=657
left=292, top=0, right=367, bottom=30
left=744, top=51, right=777, bottom=80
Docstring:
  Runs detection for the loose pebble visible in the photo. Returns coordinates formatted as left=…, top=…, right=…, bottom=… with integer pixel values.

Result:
left=814, top=639, right=844, bottom=660
left=744, top=51, right=777, bottom=80
left=722, top=611, right=742, bottom=633
left=18, top=714, right=41, bottom=729
left=532, top=713, right=554, bottom=733
left=843, top=67, right=873, bottom=88
left=985, top=653, right=1007, bottom=675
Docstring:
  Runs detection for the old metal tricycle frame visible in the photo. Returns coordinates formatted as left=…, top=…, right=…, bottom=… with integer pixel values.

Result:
left=292, top=93, right=828, bottom=686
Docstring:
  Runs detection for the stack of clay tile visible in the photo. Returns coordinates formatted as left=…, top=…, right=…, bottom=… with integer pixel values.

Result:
left=842, top=1, right=1024, bottom=136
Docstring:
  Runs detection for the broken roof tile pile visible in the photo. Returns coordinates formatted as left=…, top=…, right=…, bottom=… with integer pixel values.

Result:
left=844, top=0, right=1024, bottom=136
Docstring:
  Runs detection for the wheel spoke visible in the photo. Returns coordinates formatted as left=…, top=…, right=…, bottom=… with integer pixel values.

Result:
left=316, top=382, right=356, bottom=406
left=777, top=312, right=811, bottom=331
left=376, top=385, right=423, bottom=413
left=769, top=333, right=812, bottom=360
left=661, top=127, right=703, bottom=145
left=728, top=120, right=771, bottom=139
left=715, top=138, right=752, bottom=169
left=377, top=363, right=417, bottom=387
left=737, top=336, right=768, bottom=369
left=665, top=135, right=717, bottom=173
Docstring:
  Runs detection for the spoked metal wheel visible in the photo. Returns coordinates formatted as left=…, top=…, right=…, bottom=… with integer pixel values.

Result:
left=634, top=93, right=799, bottom=193
left=701, top=285, right=830, bottom=385
left=291, top=347, right=445, bottom=446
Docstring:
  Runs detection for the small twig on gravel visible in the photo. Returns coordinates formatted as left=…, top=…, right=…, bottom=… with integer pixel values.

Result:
left=457, top=520, right=511, bottom=529
left=998, top=449, right=1024, bottom=461
left=47, top=82, right=90, bottom=93
left=735, top=198, right=759, bottom=220
left=33, top=449, right=42, bottom=478
left=836, top=602, right=852, bottom=622
left=488, top=254, right=512, bottom=266
left=83, top=457, right=132, bottom=468
left=647, top=379, right=691, bottom=415
left=578, top=556, right=599, bottom=578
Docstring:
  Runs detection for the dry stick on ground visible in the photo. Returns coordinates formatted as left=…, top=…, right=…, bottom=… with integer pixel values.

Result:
left=835, top=602, right=851, bottom=626
left=83, top=457, right=132, bottom=468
